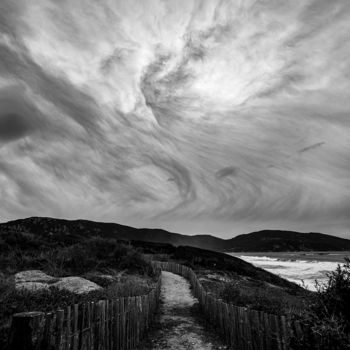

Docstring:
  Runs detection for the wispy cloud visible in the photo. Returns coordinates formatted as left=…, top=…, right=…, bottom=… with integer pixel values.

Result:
left=0, top=0, right=350, bottom=237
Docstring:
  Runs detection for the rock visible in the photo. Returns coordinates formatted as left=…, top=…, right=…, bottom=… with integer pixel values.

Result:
left=98, top=274, right=116, bottom=282
left=15, top=270, right=57, bottom=284
left=16, top=282, right=50, bottom=292
left=14, top=270, right=102, bottom=294
left=52, top=277, right=102, bottom=294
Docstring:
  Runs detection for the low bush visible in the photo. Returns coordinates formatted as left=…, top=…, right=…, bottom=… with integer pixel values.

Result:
left=207, top=259, right=350, bottom=349
left=219, top=281, right=305, bottom=316
left=0, top=231, right=153, bottom=276
left=292, top=258, right=350, bottom=349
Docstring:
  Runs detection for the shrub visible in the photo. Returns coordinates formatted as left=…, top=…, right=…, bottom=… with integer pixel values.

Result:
left=293, top=258, right=350, bottom=349
left=0, top=230, right=153, bottom=276
left=59, top=243, right=98, bottom=274
left=118, top=249, right=151, bottom=274
left=104, top=279, right=151, bottom=298
left=315, top=258, right=350, bottom=323
left=219, top=281, right=302, bottom=316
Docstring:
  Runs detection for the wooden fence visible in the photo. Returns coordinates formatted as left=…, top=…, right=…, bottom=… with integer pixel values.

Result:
left=153, top=261, right=305, bottom=350
left=7, top=269, right=162, bottom=350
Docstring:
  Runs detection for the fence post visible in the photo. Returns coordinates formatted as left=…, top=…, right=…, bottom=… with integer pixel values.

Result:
left=8, top=311, right=44, bottom=350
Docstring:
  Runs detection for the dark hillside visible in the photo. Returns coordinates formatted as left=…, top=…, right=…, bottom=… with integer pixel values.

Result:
left=227, top=230, right=350, bottom=251
left=0, top=217, right=226, bottom=250
left=1, top=217, right=349, bottom=252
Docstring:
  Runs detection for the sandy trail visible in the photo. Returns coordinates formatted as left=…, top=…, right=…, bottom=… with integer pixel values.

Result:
left=141, top=271, right=227, bottom=350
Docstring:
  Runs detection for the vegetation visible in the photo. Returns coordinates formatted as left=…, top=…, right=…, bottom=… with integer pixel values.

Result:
left=133, top=241, right=303, bottom=291
left=292, top=258, right=350, bottom=349
left=207, top=258, right=350, bottom=349
left=218, top=280, right=306, bottom=316
left=0, top=229, right=156, bottom=349
left=1, top=218, right=349, bottom=349
left=0, top=230, right=154, bottom=276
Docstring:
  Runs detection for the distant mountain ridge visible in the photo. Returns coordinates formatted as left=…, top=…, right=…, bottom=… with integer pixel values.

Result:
left=227, top=230, right=350, bottom=252
left=1, top=217, right=350, bottom=252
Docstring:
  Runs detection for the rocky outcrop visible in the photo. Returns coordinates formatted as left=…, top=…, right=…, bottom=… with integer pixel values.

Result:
left=15, top=270, right=57, bottom=284
left=16, top=281, right=51, bottom=292
left=53, top=277, right=102, bottom=294
left=15, top=270, right=102, bottom=294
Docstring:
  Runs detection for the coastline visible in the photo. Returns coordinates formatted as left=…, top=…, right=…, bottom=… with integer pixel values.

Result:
left=226, top=251, right=350, bottom=290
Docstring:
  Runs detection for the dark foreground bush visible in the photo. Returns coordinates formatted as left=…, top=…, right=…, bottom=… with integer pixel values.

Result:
left=0, top=232, right=153, bottom=276
left=293, top=258, right=350, bottom=349
left=216, top=258, right=350, bottom=349
left=219, top=281, right=305, bottom=316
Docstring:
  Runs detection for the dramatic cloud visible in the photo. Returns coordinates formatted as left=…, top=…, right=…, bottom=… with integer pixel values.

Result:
left=1, top=0, right=350, bottom=237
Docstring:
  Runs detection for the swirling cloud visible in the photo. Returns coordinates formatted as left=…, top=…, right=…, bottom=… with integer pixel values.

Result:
left=0, top=0, right=350, bottom=238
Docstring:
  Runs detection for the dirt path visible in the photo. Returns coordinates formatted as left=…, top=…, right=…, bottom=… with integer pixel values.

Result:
left=141, top=271, right=227, bottom=350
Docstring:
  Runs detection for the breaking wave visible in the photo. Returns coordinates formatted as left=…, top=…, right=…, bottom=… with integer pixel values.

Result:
left=228, top=253, right=347, bottom=291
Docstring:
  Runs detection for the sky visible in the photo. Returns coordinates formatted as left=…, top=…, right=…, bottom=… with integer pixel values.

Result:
left=0, top=0, right=350, bottom=238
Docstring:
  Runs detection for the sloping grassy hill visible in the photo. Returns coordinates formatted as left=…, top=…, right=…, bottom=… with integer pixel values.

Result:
left=0, top=217, right=302, bottom=292
left=0, top=217, right=226, bottom=250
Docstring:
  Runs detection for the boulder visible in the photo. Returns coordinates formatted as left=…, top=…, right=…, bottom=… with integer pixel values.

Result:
left=14, top=270, right=102, bottom=294
left=16, top=282, right=50, bottom=292
left=15, top=270, right=57, bottom=284
left=52, top=277, right=102, bottom=294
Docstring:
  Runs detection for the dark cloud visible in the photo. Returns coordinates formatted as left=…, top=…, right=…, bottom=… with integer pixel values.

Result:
left=0, top=113, right=32, bottom=142
left=0, top=85, right=43, bottom=142
left=0, top=43, right=102, bottom=137
left=298, top=142, right=325, bottom=154
left=215, top=166, right=239, bottom=180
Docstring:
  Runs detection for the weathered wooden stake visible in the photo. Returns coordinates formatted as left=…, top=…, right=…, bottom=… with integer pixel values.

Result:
left=8, top=311, right=44, bottom=350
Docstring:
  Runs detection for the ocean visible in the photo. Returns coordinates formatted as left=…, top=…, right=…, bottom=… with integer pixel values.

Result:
left=228, top=251, right=350, bottom=291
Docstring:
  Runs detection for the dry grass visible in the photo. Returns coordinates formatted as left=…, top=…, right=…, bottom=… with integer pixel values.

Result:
left=197, top=269, right=307, bottom=317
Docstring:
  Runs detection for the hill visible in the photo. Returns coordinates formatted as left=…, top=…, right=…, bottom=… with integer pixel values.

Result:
left=226, top=230, right=350, bottom=252
left=1, top=217, right=350, bottom=252
left=0, top=221, right=303, bottom=293
left=0, top=217, right=226, bottom=250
